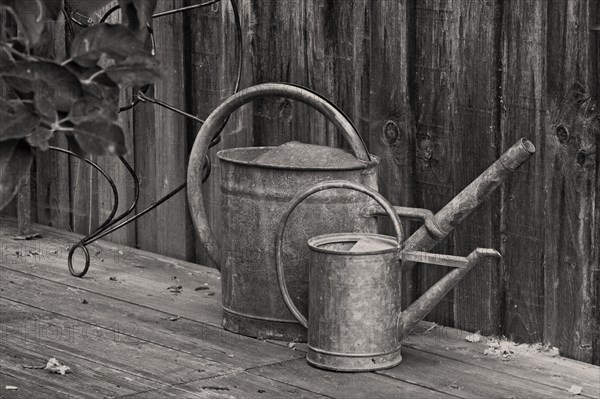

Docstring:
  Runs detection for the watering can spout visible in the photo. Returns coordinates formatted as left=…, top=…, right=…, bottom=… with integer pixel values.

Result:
left=397, top=248, right=501, bottom=340
left=400, top=138, right=535, bottom=253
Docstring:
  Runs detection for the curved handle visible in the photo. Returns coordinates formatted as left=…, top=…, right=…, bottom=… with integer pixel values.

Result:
left=187, top=83, right=372, bottom=269
left=275, top=180, right=404, bottom=328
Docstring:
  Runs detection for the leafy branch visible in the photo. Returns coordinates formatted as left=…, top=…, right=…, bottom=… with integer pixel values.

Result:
left=0, top=0, right=160, bottom=210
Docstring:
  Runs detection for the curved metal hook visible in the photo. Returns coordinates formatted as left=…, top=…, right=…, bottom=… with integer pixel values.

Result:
left=48, top=145, right=120, bottom=234
left=57, top=0, right=243, bottom=277
left=68, top=243, right=90, bottom=278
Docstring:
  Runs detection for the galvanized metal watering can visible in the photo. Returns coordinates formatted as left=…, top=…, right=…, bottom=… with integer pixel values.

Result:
left=188, top=83, right=380, bottom=340
left=188, top=82, right=536, bottom=343
left=275, top=181, right=502, bottom=371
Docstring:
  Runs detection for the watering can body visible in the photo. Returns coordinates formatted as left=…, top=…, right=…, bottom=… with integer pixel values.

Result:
left=188, top=83, right=379, bottom=341
left=217, top=145, right=378, bottom=339
left=306, top=233, right=402, bottom=371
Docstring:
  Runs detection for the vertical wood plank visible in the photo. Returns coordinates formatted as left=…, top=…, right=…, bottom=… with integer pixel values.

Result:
left=70, top=154, right=97, bottom=235
left=188, top=0, right=224, bottom=267
left=0, top=198, right=17, bottom=218
left=188, top=0, right=252, bottom=267
left=151, top=0, right=193, bottom=260
left=320, top=0, right=370, bottom=150
left=0, top=10, right=17, bottom=220
left=543, top=0, right=599, bottom=363
left=248, top=0, right=369, bottom=149
left=35, top=16, right=70, bottom=231
left=95, top=6, right=136, bottom=246
left=369, top=0, right=416, bottom=309
left=412, top=0, right=458, bottom=326
left=68, top=18, right=97, bottom=237
left=500, top=0, right=546, bottom=343
left=249, top=0, right=308, bottom=146
left=593, top=1, right=600, bottom=367
left=17, top=175, right=31, bottom=235
left=450, top=0, right=502, bottom=335
left=133, top=87, right=157, bottom=252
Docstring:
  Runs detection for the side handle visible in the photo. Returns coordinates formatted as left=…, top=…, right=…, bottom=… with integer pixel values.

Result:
left=187, top=83, right=373, bottom=270
left=275, top=180, right=403, bottom=328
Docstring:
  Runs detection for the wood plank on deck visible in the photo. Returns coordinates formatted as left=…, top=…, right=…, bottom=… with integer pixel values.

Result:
left=1, top=219, right=598, bottom=399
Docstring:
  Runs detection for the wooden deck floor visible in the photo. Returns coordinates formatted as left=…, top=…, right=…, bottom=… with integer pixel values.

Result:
left=1, top=218, right=599, bottom=399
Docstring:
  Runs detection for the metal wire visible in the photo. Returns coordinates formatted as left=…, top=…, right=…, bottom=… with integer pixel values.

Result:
left=56, top=0, right=243, bottom=277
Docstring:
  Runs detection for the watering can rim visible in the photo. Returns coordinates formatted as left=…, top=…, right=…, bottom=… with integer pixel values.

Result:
left=308, top=232, right=398, bottom=256
left=217, top=146, right=380, bottom=171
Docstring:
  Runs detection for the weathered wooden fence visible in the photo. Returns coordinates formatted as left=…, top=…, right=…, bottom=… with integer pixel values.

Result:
left=3, top=0, right=598, bottom=364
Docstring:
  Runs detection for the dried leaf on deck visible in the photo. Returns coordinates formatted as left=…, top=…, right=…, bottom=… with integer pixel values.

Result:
left=465, top=332, right=482, bottom=343
left=45, top=358, right=71, bottom=375
left=568, top=385, right=582, bottom=395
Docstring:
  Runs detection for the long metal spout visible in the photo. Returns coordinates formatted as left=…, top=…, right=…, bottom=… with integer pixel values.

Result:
left=397, top=248, right=501, bottom=339
left=401, top=138, right=535, bottom=254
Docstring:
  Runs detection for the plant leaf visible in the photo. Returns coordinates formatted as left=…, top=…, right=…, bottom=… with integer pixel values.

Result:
left=0, top=139, right=33, bottom=211
left=66, top=134, right=86, bottom=158
left=65, top=64, right=119, bottom=105
left=66, top=0, right=114, bottom=14
left=83, top=80, right=120, bottom=105
left=26, top=126, right=53, bottom=150
left=43, top=0, right=64, bottom=20
left=0, top=61, right=84, bottom=112
left=34, top=91, right=57, bottom=121
left=0, top=101, right=40, bottom=140
left=74, top=121, right=127, bottom=155
left=118, top=0, right=157, bottom=42
left=0, top=47, right=15, bottom=70
left=2, top=1, right=46, bottom=46
left=68, top=98, right=117, bottom=124
left=104, top=51, right=161, bottom=85
left=70, top=23, right=144, bottom=67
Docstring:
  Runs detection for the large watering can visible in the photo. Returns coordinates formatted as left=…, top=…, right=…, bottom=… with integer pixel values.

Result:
left=275, top=181, right=501, bottom=371
left=188, top=83, right=380, bottom=340
left=188, top=82, right=536, bottom=342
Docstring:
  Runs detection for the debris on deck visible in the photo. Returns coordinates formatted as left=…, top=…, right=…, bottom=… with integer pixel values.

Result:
left=568, top=385, right=583, bottom=395
left=45, top=358, right=71, bottom=375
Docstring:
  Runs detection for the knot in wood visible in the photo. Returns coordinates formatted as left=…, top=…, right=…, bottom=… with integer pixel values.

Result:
left=383, top=120, right=400, bottom=145
left=278, top=99, right=293, bottom=120
left=555, top=125, right=569, bottom=143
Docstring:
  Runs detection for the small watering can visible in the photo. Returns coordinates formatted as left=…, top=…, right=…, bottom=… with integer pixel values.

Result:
left=187, top=83, right=380, bottom=340
left=275, top=180, right=502, bottom=372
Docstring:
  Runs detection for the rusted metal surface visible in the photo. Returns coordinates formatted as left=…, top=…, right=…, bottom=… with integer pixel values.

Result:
left=361, top=205, right=444, bottom=239
left=399, top=251, right=471, bottom=269
left=275, top=180, right=403, bottom=371
left=188, top=83, right=373, bottom=267
left=219, top=152, right=378, bottom=340
left=276, top=180, right=505, bottom=371
left=187, top=84, right=378, bottom=340
left=397, top=248, right=502, bottom=338
left=400, top=138, right=536, bottom=257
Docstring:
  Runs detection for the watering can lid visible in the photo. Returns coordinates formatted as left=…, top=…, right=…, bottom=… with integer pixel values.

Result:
left=251, top=141, right=368, bottom=169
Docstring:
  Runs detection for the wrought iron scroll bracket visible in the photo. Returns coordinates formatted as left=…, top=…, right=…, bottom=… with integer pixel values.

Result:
left=55, top=0, right=242, bottom=277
